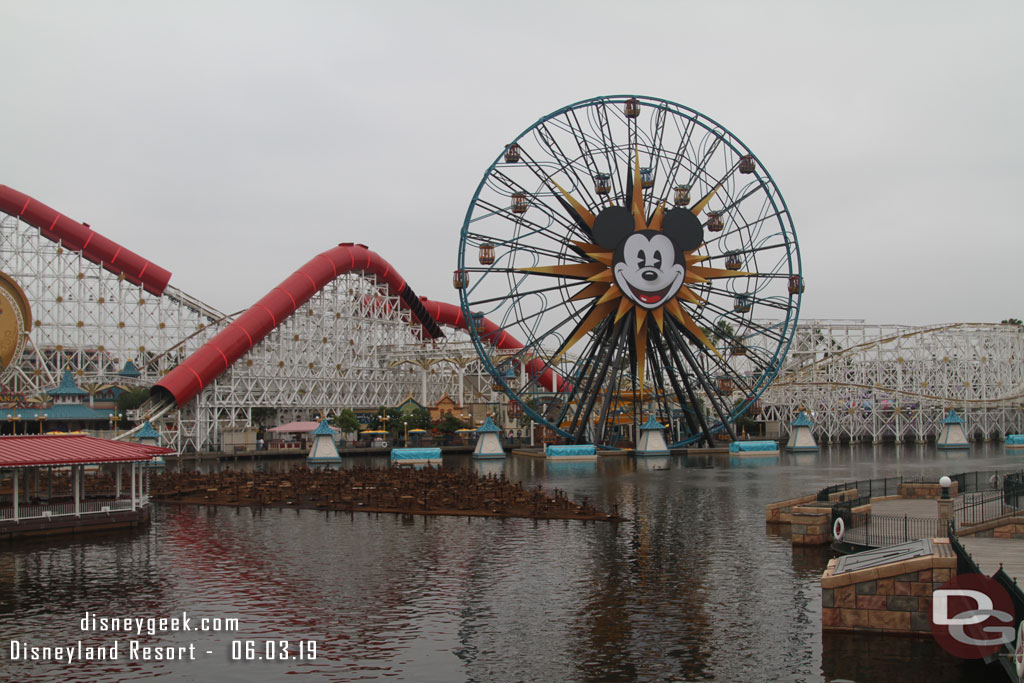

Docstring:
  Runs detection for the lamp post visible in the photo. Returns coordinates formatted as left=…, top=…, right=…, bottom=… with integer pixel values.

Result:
left=8, top=414, right=21, bottom=435
left=403, top=421, right=408, bottom=446
left=938, top=475, right=954, bottom=522
left=109, top=412, right=121, bottom=436
left=36, top=414, right=46, bottom=435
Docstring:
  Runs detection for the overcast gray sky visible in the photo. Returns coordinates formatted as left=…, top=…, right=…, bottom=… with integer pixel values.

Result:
left=4, top=1, right=1022, bottom=326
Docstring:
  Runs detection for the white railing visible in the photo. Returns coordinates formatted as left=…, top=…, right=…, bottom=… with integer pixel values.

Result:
left=0, top=497, right=145, bottom=522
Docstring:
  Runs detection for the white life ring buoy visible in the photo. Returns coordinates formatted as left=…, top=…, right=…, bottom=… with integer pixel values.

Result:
left=832, top=517, right=846, bottom=542
left=381, top=440, right=389, bottom=448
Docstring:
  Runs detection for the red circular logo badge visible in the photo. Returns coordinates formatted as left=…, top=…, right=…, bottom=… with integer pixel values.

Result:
left=932, top=573, right=1016, bottom=659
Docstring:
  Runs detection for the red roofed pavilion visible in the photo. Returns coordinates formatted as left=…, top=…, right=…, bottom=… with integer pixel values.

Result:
left=0, top=434, right=173, bottom=541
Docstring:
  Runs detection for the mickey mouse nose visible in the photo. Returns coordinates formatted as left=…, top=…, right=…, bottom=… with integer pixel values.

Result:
left=642, top=270, right=658, bottom=282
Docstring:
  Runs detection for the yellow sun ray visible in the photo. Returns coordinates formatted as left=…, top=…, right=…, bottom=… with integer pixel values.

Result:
left=665, top=298, right=721, bottom=359
left=688, top=266, right=751, bottom=280
left=596, top=283, right=623, bottom=305
left=676, top=286, right=704, bottom=305
left=651, top=307, right=665, bottom=332
left=632, top=149, right=646, bottom=231
left=635, top=318, right=649, bottom=392
left=569, top=282, right=610, bottom=302
left=635, top=307, right=648, bottom=332
left=551, top=180, right=596, bottom=228
left=683, top=271, right=709, bottom=285
left=553, top=300, right=619, bottom=362
left=614, top=296, right=633, bottom=323
left=587, top=270, right=615, bottom=282
left=690, top=183, right=722, bottom=217
left=648, top=202, right=665, bottom=232
left=571, top=240, right=610, bottom=254
left=520, top=263, right=606, bottom=279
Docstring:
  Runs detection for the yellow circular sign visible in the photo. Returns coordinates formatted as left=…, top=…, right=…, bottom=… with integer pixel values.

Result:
left=0, top=271, right=31, bottom=379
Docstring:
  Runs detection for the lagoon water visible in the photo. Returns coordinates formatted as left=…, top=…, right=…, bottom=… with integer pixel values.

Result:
left=1, top=443, right=1017, bottom=682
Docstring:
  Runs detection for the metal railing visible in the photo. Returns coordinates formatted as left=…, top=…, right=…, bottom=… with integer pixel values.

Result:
left=947, top=523, right=983, bottom=575
left=817, top=476, right=903, bottom=503
left=841, top=513, right=947, bottom=548
left=954, top=479, right=1024, bottom=527
left=0, top=497, right=141, bottom=522
left=904, top=470, right=1006, bottom=495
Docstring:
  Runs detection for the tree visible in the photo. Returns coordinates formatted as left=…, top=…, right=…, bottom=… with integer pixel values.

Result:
left=1002, top=318, right=1023, bottom=326
left=115, top=387, right=149, bottom=427
left=405, top=407, right=432, bottom=431
left=251, top=407, right=276, bottom=428
left=434, top=413, right=465, bottom=435
left=332, top=408, right=361, bottom=435
left=369, top=407, right=402, bottom=435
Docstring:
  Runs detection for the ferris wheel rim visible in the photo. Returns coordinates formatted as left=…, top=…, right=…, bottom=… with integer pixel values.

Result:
left=457, top=94, right=803, bottom=446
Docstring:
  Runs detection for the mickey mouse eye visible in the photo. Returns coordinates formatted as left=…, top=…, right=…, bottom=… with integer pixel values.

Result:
left=637, top=249, right=647, bottom=269
left=654, top=251, right=663, bottom=269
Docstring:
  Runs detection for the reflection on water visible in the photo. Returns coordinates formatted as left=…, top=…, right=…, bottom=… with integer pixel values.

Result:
left=1, top=442, right=1018, bottom=682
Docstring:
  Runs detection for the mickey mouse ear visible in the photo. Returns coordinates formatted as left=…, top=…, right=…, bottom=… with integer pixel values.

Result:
left=591, top=206, right=635, bottom=250
left=662, top=207, right=704, bottom=251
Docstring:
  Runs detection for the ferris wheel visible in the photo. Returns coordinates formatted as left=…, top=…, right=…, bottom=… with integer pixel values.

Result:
left=456, top=95, right=802, bottom=447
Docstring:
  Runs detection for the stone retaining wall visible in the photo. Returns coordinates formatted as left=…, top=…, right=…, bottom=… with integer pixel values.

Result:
left=765, top=494, right=817, bottom=523
left=897, top=482, right=959, bottom=499
left=821, top=538, right=957, bottom=634
left=957, top=516, right=1024, bottom=539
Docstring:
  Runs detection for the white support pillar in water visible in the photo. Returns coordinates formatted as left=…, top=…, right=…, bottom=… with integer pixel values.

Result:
left=116, top=462, right=121, bottom=499
left=138, top=463, right=144, bottom=504
left=130, top=462, right=137, bottom=511
left=12, top=469, right=19, bottom=522
left=73, top=465, right=80, bottom=517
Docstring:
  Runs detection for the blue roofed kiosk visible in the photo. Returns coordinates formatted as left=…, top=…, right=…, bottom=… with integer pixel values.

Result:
left=635, top=416, right=670, bottom=456
left=472, top=416, right=505, bottom=459
left=786, top=412, right=819, bottom=452
left=936, top=409, right=969, bottom=448
left=307, top=419, right=342, bottom=463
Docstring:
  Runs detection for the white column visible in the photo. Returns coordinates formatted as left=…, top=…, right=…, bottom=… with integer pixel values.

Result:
left=130, top=462, right=137, bottom=511
left=421, top=367, right=428, bottom=405
left=138, top=463, right=144, bottom=505
left=116, top=463, right=121, bottom=499
left=458, top=367, right=465, bottom=407
left=73, top=465, right=80, bottom=517
left=12, top=469, right=19, bottom=522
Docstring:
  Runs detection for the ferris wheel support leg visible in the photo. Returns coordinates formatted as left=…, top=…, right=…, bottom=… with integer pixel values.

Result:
left=594, top=323, right=631, bottom=446
left=560, top=319, right=614, bottom=439
left=652, top=329, right=709, bottom=446
left=669, top=324, right=738, bottom=442
left=572, top=321, right=628, bottom=444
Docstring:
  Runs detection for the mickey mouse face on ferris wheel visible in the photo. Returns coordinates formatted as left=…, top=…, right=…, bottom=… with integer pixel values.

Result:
left=592, top=205, right=704, bottom=310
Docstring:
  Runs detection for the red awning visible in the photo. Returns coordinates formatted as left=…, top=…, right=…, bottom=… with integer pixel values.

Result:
left=0, top=434, right=174, bottom=468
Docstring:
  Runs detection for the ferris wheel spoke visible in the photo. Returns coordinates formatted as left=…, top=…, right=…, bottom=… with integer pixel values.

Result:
left=463, top=233, right=579, bottom=264
left=467, top=280, right=589, bottom=309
